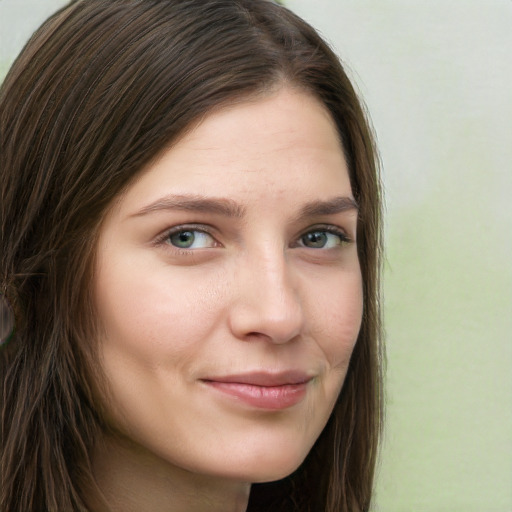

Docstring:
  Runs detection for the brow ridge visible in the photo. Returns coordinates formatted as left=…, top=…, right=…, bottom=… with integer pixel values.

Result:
left=132, top=194, right=358, bottom=220
left=299, top=196, right=359, bottom=218
left=132, top=194, right=246, bottom=218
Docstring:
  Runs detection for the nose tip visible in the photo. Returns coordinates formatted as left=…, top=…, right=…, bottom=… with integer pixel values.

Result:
left=228, top=259, right=303, bottom=344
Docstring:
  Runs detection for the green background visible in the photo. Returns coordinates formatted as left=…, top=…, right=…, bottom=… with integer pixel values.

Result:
left=1, top=1, right=511, bottom=510
left=286, top=2, right=512, bottom=510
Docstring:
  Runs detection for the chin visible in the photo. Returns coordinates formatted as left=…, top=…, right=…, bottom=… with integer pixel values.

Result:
left=218, top=443, right=311, bottom=484
left=249, top=463, right=304, bottom=484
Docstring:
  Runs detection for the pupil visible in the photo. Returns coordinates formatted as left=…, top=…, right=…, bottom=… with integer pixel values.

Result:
left=305, top=231, right=327, bottom=248
left=172, top=231, right=194, bottom=248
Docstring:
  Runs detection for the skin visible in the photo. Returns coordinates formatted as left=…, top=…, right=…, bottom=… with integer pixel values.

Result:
left=93, top=87, right=363, bottom=512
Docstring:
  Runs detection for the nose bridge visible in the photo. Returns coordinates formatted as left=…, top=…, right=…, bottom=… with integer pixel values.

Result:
left=229, top=244, right=303, bottom=344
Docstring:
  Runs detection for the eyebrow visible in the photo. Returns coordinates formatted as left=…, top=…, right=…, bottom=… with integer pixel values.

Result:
left=298, top=196, right=359, bottom=218
left=131, top=194, right=358, bottom=219
left=131, top=194, right=246, bottom=218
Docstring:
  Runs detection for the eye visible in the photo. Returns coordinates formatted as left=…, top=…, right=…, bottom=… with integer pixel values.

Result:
left=299, top=228, right=350, bottom=249
left=166, top=228, right=217, bottom=249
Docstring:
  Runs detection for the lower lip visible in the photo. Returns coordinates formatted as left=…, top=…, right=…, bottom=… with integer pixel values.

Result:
left=204, top=381, right=308, bottom=410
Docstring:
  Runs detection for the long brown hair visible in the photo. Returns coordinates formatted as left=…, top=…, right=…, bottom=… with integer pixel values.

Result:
left=0, top=1, right=384, bottom=510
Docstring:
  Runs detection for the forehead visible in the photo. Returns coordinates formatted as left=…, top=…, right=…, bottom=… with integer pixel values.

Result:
left=112, top=87, right=352, bottom=218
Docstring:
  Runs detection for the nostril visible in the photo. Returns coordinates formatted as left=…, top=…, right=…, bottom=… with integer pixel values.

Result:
left=228, top=295, right=303, bottom=345
left=227, top=254, right=304, bottom=344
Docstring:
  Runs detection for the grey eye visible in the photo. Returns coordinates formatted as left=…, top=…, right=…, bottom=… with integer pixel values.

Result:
left=302, top=231, right=329, bottom=248
left=168, top=230, right=215, bottom=249
left=300, top=230, right=348, bottom=249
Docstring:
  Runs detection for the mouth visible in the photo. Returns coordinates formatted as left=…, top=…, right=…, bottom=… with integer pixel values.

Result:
left=201, top=371, right=313, bottom=410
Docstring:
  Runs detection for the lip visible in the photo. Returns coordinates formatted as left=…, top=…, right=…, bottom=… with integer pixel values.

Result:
left=201, top=371, right=312, bottom=410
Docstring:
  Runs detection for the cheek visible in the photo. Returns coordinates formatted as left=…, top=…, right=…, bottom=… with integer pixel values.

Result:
left=94, top=260, right=229, bottom=370
left=309, top=270, right=363, bottom=369
left=93, top=266, right=222, bottom=430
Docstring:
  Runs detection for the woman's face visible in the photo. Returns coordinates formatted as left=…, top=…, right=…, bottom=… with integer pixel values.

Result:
left=94, top=88, right=362, bottom=484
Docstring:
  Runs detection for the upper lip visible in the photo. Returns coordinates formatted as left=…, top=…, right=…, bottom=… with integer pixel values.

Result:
left=202, top=371, right=313, bottom=387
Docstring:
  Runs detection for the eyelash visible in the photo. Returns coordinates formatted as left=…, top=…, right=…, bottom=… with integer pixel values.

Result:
left=154, top=224, right=217, bottom=251
left=154, top=224, right=353, bottom=253
left=296, top=225, right=352, bottom=249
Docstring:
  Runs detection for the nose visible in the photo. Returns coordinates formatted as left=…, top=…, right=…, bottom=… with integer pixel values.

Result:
left=228, top=250, right=304, bottom=344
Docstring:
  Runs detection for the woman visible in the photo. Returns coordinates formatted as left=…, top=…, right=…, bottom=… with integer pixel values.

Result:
left=0, top=0, right=383, bottom=511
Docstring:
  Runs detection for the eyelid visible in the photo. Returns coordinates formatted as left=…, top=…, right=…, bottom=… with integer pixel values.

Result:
left=299, top=224, right=353, bottom=242
left=152, top=223, right=354, bottom=252
left=153, top=224, right=220, bottom=248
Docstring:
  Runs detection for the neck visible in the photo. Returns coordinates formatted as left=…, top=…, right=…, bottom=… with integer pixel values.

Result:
left=91, top=434, right=251, bottom=512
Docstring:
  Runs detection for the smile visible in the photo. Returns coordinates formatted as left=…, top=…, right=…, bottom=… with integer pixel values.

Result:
left=201, top=371, right=312, bottom=410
